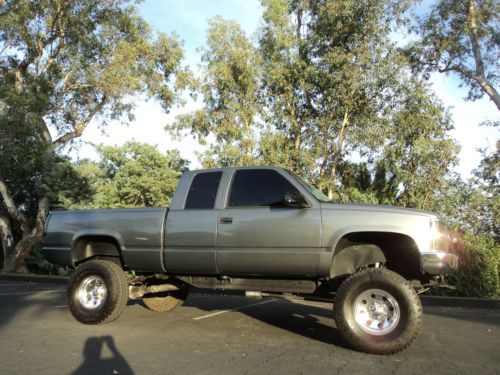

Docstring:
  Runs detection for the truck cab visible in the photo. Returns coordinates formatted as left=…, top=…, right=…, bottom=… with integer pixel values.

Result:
left=165, top=167, right=324, bottom=276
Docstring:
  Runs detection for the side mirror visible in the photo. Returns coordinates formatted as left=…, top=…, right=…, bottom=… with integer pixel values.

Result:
left=282, top=193, right=308, bottom=208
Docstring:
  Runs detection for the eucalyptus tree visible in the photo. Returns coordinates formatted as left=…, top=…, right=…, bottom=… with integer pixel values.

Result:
left=332, top=78, right=459, bottom=210
left=0, top=0, right=188, bottom=271
left=261, top=0, right=413, bottom=198
left=310, top=0, right=404, bottom=197
left=408, top=0, right=499, bottom=110
left=379, top=78, right=459, bottom=210
left=471, top=138, right=499, bottom=238
left=168, top=17, right=261, bottom=167
left=257, top=0, right=319, bottom=177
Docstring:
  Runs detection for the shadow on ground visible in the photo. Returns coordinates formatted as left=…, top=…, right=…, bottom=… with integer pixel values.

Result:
left=71, top=336, right=134, bottom=375
left=0, top=283, right=66, bottom=331
left=181, top=292, right=351, bottom=348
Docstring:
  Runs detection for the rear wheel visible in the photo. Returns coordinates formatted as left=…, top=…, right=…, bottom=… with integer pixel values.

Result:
left=143, top=289, right=188, bottom=312
left=68, top=259, right=128, bottom=324
left=334, top=268, right=422, bottom=354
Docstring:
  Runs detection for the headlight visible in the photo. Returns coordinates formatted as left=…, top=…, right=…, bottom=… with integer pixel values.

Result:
left=430, top=219, right=451, bottom=252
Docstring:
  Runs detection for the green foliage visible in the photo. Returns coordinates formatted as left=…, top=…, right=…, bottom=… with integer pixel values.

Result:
left=168, top=17, right=261, bottom=167
left=431, top=140, right=498, bottom=298
left=336, top=162, right=387, bottom=204
left=0, top=0, right=189, bottom=201
left=473, top=138, right=499, bottom=238
left=0, top=0, right=189, bottom=270
left=175, top=0, right=458, bottom=207
left=437, top=232, right=500, bottom=298
left=407, top=0, right=499, bottom=109
left=68, top=142, right=189, bottom=209
left=380, top=78, right=459, bottom=210
left=434, top=138, right=498, bottom=240
left=258, top=0, right=318, bottom=175
left=0, top=0, right=190, bottom=138
left=0, top=111, right=50, bottom=225
left=0, top=106, right=91, bottom=220
left=25, top=244, right=69, bottom=276
left=307, top=0, right=411, bottom=195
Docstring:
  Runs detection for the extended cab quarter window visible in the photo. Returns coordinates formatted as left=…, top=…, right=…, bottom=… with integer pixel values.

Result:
left=185, top=172, right=222, bottom=209
left=228, top=169, right=303, bottom=207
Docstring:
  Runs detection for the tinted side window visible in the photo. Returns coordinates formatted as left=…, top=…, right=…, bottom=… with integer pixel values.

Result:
left=228, top=169, right=302, bottom=207
left=185, top=172, right=222, bottom=209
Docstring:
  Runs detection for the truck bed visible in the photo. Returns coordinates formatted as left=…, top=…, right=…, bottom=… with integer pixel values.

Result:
left=44, top=207, right=168, bottom=272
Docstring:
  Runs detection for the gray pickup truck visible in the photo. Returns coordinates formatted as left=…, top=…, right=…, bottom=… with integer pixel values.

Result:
left=43, top=166, right=457, bottom=354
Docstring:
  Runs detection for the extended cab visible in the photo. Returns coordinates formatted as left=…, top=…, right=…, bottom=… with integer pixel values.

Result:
left=43, top=166, right=457, bottom=354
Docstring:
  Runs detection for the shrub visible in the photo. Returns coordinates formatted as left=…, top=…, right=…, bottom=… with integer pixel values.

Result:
left=437, top=231, right=499, bottom=298
left=25, top=245, right=69, bottom=276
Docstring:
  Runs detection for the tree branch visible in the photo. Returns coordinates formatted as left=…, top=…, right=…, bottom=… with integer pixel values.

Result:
left=52, top=123, right=86, bottom=144
left=61, top=83, right=98, bottom=94
left=330, top=110, right=350, bottom=182
left=40, top=3, right=66, bottom=76
left=436, top=63, right=470, bottom=77
left=52, top=95, right=107, bottom=145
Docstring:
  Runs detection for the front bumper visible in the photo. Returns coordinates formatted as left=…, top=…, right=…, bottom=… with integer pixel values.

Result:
left=421, top=251, right=458, bottom=276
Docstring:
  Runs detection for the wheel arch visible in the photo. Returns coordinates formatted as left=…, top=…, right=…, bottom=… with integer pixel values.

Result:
left=330, top=231, right=422, bottom=281
left=71, top=233, right=124, bottom=267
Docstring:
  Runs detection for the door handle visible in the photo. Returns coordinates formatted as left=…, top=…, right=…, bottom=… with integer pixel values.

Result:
left=219, top=217, right=233, bottom=224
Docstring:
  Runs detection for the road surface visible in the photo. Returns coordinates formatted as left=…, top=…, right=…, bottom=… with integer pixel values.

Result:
left=0, top=280, right=498, bottom=375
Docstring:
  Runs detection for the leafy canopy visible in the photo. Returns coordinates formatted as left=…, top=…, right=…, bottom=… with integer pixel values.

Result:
left=407, top=0, right=500, bottom=109
left=168, top=17, right=261, bottom=167
left=70, top=142, right=190, bottom=209
left=0, top=0, right=190, bottom=271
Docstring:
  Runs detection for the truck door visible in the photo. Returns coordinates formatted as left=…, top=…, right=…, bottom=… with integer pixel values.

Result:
left=216, top=169, right=322, bottom=276
left=164, top=171, right=222, bottom=274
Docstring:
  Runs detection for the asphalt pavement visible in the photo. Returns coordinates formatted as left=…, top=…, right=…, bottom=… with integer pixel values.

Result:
left=0, top=279, right=498, bottom=375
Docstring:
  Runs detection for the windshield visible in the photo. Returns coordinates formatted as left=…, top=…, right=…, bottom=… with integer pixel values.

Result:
left=286, top=170, right=331, bottom=202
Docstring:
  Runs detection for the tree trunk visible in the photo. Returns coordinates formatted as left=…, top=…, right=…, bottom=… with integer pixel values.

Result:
left=475, top=75, right=500, bottom=111
left=3, top=231, right=41, bottom=273
left=0, top=214, right=14, bottom=271
left=327, top=187, right=334, bottom=201
left=468, top=0, right=500, bottom=111
left=2, top=197, right=49, bottom=273
left=328, top=111, right=350, bottom=196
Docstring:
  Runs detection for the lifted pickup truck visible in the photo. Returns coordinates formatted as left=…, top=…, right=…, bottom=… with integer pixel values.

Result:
left=43, top=166, right=457, bottom=354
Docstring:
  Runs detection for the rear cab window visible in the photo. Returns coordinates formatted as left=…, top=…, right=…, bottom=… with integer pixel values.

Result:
left=185, top=172, right=222, bottom=209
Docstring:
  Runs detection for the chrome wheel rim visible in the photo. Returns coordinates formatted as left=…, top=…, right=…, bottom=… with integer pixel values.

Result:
left=77, top=276, right=107, bottom=310
left=353, top=288, right=400, bottom=335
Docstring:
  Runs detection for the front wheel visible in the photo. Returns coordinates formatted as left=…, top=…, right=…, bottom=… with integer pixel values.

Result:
left=68, top=259, right=129, bottom=325
left=334, top=268, right=422, bottom=354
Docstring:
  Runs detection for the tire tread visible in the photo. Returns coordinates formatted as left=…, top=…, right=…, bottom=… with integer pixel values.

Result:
left=142, top=290, right=187, bottom=312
